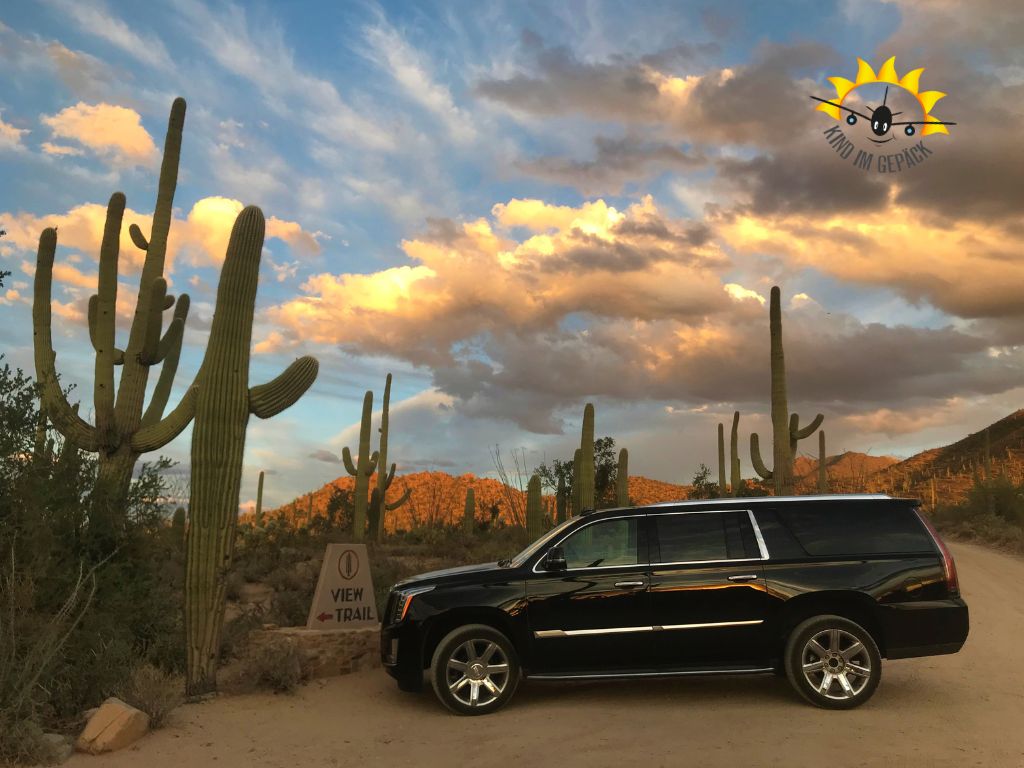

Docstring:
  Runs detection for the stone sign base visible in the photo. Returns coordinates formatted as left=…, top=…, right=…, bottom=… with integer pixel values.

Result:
left=221, top=625, right=381, bottom=692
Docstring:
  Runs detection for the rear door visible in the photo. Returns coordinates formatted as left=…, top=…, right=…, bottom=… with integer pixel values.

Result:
left=647, top=508, right=771, bottom=668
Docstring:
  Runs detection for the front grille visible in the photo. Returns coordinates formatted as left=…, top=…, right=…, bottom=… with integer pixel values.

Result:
left=384, top=591, right=399, bottom=625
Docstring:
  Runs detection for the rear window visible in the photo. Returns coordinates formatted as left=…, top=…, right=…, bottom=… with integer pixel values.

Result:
left=761, top=502, right=935, bottom=557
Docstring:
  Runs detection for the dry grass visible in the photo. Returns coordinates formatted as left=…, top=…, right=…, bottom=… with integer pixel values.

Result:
left=115, top=664, right=185, bottom=729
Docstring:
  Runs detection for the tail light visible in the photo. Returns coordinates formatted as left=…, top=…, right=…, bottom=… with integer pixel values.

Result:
left=915, top=508, right=959, bottom=597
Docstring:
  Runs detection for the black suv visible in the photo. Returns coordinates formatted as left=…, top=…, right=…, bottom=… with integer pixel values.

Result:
left=381, top=494, right=968, bottom=714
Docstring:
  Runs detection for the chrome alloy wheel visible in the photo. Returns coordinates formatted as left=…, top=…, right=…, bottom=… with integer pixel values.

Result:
left=445, top=639, right=510, bottom=708
left=800, top=627, right=872, bottom=700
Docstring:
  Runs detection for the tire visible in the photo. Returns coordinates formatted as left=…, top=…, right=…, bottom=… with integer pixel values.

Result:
left=429, top=624, right=520, bottom=715
left=784, top=615, right=881, bottom=710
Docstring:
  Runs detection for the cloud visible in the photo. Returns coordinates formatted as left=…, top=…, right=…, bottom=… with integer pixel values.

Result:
left=308, top=449, right=341, bottom=463
left=264, top=195, right=729, bottom=366
left=516, top=135, right=704, bottom=195
left=362, top=21, right=476, bottom=142
left=0, top=197, right=320, bottom=282
left=714, top=203, right=1024, bottom=319
left=40, top=141, right=83, bottom=156
left=46, top=0, right=173, bottom=70
left=41, top=102, right=158, bottom=166
left=0, top=113, right=28, bottom=152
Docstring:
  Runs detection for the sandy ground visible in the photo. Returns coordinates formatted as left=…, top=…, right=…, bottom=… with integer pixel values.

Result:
left=70, top=543, right=1024, bottom=768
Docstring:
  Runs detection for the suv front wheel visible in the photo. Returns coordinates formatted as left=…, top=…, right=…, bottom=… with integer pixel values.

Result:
left=429, top=624, right=520, bottom=715
left=784, top=615, right=882, bottom=709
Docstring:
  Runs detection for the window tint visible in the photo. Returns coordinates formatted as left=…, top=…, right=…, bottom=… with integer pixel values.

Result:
left=774, top=502, right=934, bottom=557
left=561, top=518, right=639, bottom=569
left=655, top=512, right=752, bottom=563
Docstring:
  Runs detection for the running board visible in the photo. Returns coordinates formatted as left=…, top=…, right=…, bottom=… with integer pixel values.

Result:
left=526, top=666, right=774, bottom=681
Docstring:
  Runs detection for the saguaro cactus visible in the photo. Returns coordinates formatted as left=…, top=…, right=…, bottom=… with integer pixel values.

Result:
left=616, top=448, right=629, bottom=507
left=818, top=431, right=828, bottom=493
left=171, top=506, right=186, bottom=545
left=184, top=206, right=319, bottom=696
left=579, top=403, right=595, bottom=512
left=526, top=475, right=543, bottom=539
left=342, top=391, right=379, bottom=541
left=33, top=98, right=192, bottom=546
left=571, top=448, right=582, bottom=517
left=556, top=474, right=567, bottom=523
left=750, top=287, right=824, bottom=495
left=373, top=373, right=410, bottom=539
left=255, top=470, right=265, bottom=525
left=463, top=487, right=475, bottom=533
left=717, top=423, right=727, bottom=496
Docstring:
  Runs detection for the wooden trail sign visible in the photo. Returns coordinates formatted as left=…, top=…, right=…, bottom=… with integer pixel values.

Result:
left=306, top=544, right=377, bottom=629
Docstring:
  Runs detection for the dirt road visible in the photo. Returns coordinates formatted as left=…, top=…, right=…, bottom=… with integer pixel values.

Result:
left=70, top=543, right=1024, bottom=768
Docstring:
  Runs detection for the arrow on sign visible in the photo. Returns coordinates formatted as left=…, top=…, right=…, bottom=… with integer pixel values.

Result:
left=316, top=612, right=332, bottom=622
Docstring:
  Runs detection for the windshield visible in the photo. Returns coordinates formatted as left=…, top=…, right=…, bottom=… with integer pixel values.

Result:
left=508, top=517, right=577, bottom=567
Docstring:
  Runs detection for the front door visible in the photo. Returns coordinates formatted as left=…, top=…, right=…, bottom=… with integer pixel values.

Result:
left=647, top=509, right=770, bottom=668
left=526, top=515, right=650, bottom=673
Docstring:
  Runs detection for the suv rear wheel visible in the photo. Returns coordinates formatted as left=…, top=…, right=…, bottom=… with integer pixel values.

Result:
left=429, top=624, right=520, bottom=715
left=784, top=615, right=881, bottom=709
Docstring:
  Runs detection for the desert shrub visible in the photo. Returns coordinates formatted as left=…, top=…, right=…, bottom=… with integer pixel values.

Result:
left=246, top=641, right=306, bottom=693
left=225, top=570, right=245, bottom=601
left=268, top=589, right=311, bottom=627
left=115, top=664, right=184, bottom=729
left=219, top=608, right=264, bottom=661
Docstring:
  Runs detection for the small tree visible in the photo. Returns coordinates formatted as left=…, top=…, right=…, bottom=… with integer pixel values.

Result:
left=688, top=463, right=721, bottom=499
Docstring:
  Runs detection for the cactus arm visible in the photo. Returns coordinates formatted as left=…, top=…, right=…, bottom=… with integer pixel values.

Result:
left=129, top=223, right=149, bottom=251
left=386, top=487, right=411, bottom=511
left=140, top=300, right=188, bottom=429
left=792, top=412, right=824, bottom=441
left=130, top=385, right=197, bottom=452
left=32, top=228, right=99, bottom=451
left=366, top=450, right=379, bottom=476
left=750, top=432, right=772, bottom=481
left=94, top=192, right=126, bottom=447
left=341, top=447, right=358, bottom=476
left=248, top=356, right=319, bottom=419
left=145, top=97, right=185, bottom=273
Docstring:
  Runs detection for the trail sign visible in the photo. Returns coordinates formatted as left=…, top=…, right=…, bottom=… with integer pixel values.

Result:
left=306, top=544, right=378, bottom=629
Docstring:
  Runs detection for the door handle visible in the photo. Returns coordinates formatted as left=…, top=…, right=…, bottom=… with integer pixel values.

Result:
left=728, top=574, right=759, bottom=582
left=613, top=580, right=646, bottom=588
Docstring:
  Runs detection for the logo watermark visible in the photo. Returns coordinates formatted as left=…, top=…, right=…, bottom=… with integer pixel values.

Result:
left=811, top=57, right=955, bottom=173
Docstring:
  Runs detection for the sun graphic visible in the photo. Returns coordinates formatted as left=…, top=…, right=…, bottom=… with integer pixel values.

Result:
left=814, top=56, right=954, bottom=137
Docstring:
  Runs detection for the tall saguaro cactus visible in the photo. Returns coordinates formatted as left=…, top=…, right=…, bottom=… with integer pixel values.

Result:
left=184, top=206, right=319, bottom=695
left=616, top=448, right=629, bottom=507
left=730, top=411, right=741, bottom=497
left=33, top=98, right=192, bottom=546
left=526, top=475, right=543, bottom=539
left=750, top=286, right=824, bottom=495
left=579, top=403, right=596, bottom=512
left=342, top=391, right=379, bottom=540
left=818, top=431, right=828, bottom=493
left=372, top=373, right=410, bottom=539
left=571, top=448, right=582, bottom=517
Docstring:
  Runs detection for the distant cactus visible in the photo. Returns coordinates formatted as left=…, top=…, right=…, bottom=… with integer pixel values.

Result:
left=183, top=206, right=319, bottom=696
left=579, top=403, right=595, bottom=512
left=818, top=431, right=828, bottom=493
left=342, top=390, right=379, bottom=541
left=526, top=475, right=543, bottom=539
left=983, top=428, right=992, bottom=479
left=616, top=448, right=629, bottom=507
left=556, top=474, right=567, bottom=523
left=750, top=287, right=824, bottom=495
left=717, top=423, right=727, bottom=496
left=255, top=470, right=265, bottom=525
left=730, top=411, right=741, bottom=497
left=463, top=487, right=476, bottom=533
left=32, top=98, right=192, bottom=548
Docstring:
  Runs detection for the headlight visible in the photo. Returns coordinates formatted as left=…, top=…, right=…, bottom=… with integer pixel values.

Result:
left=390, top=584, right=434, bottom=624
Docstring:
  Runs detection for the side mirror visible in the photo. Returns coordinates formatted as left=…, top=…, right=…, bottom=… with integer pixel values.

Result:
left=544, top=546, right=567, bottom=572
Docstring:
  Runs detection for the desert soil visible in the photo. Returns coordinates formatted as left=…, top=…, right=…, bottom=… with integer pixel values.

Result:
left=70, top=542, right=1024, bottom=768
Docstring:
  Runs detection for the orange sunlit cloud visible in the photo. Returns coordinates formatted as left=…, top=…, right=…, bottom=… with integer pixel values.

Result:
left=41, top=102, right=157, bottom=166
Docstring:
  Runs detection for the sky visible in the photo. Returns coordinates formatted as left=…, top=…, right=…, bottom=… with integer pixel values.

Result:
left=2, top=0, right=1023, bottom=510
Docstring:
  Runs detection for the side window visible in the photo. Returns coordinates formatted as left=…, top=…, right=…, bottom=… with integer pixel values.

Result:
left=775, top=502, right=935, bottom=556
left=655, top=512, right=753, bottom=563
left=561, top=518, right=639, bottom=569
